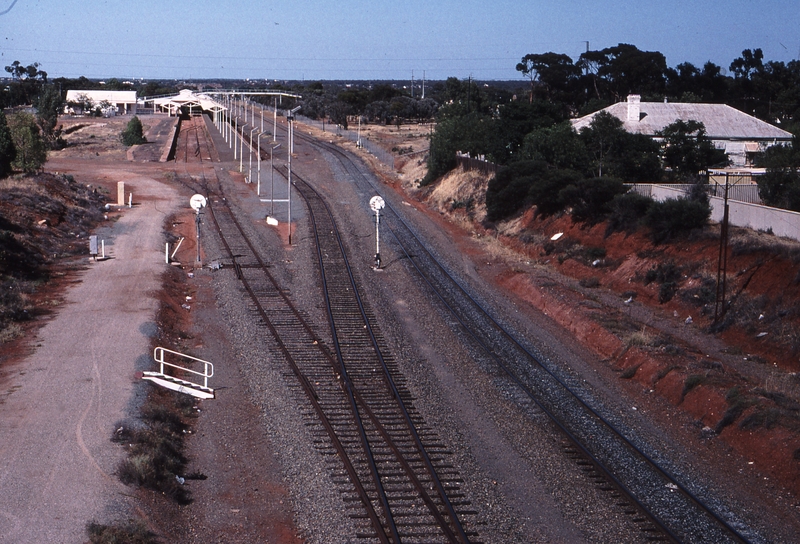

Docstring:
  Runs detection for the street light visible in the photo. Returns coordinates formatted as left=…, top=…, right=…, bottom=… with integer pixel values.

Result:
left=239, top=122, right=248, bottom=172
left=257, top=131, right=264, bottom=195
left=273, top=96, right=278, bottom=142
left=287, top=105, right=301, bottom=244
left=249, top=127, right=258, bottom=183
left=269, top=143, right=281, bottom=210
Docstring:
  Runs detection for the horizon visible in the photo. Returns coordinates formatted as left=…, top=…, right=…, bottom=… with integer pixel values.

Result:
left=1, top=1, right=798, bottom=81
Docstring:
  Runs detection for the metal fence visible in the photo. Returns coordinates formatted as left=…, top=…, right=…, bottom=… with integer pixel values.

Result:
left=628, top=183, right=763, bottom=205
left=456, top=155, right=498, bottom=176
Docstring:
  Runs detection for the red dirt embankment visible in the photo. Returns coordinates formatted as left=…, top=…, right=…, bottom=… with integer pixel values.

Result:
left=414, top=165, right=800, bottom=498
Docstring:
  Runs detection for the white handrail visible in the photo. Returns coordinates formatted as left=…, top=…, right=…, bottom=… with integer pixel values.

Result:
left=153, top=347, right=214, bottom=389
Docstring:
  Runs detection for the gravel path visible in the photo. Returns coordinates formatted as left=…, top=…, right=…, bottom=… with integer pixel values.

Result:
left=0, top=170, right=181, bottom=543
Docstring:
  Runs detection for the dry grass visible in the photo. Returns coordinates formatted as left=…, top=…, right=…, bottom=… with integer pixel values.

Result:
left=762, top=371, right=800, bottom=403
left=0, top=176, right=48, bottom=195
left=625, top=327, right=656, bottom=348
left=0, top=322, right=23, bottom=343
left=426, top=166, right=488, bottom=222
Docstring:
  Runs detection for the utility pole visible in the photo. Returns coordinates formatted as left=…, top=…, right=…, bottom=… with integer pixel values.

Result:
left=714, top=172, right=730, bottom=324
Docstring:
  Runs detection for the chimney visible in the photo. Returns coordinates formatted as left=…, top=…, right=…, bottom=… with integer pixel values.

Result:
left=626, top=94, right=641, bottom=122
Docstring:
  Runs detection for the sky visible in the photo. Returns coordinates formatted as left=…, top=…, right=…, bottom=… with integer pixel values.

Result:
left=1, top=0, right=799, bottom=82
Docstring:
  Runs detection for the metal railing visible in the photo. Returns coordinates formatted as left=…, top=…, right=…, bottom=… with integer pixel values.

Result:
left=153, top=346, right=214, bottom=389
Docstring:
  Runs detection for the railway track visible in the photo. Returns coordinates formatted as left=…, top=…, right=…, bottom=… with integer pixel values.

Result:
left=177, top=115, right=479, bottom=543
left=277, top=122, right=756, bottom=544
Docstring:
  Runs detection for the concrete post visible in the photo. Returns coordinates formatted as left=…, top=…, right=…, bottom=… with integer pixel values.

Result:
left=117, top=182, right=125, bottom=206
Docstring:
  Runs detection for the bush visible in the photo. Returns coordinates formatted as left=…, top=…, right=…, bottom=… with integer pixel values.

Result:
left=605, top=192, right=652, bottom=235
left=560, top=176, right=627, bottom=225
left=87, top=520, right=159, bottom=544
left=528, top=168, right=584, bottom=218
left=120, top=116, right=147, bottom=146
left=485, top=160, right=547, bottom=221
left=115, top=401, right=192, bottom=504
left=643, top=196, right=710, bottom=244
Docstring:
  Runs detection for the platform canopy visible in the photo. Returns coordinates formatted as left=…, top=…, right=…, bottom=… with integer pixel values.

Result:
left=149, top=89, right=226, bottom=116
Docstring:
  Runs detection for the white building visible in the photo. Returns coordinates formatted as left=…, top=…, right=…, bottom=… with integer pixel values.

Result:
left=65, top=90, right=138, bottom=116
left=571, top=95, right=793, bottom=167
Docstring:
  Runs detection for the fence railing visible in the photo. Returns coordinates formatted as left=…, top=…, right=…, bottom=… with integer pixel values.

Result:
left=456, top=154, right=498, bottom=176
left=153, top=346, right=214, bottom=390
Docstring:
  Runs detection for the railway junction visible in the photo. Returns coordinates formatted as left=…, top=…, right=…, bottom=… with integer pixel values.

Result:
left=1, top=94, right=799, bottom=542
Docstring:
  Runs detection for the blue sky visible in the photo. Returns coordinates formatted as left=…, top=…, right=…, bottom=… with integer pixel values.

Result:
left=1, top=0, right=798, bottom=81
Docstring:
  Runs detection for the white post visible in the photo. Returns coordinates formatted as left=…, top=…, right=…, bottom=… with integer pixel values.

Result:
left=128, top=193, right=132, bottom=208
left=166, top=242, right=170, bottom=264
left=101, top=240, right=105, bottom=260
left=273, top=96, right=277, bottom=142
left=249, top=127, right=257, bottom=183
left=288, top=116, right=292, bottom=244
left=233, top=117, right=238, bottom=158
left=239, top=123, right=247, bottom=173
left=257, top=131, right=263, bottom=195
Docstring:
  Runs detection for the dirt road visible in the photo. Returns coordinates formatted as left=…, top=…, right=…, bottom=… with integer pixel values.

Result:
left=0, top=168, right=181, bottom=543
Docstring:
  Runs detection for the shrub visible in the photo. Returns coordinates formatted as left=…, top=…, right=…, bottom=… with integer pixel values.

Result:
left=120, top=116, right=147, bottom=146
left=86, top=520, right=159, bottom=544
left=643, top=196, right=710, bottom=244
left=485, top=160, right=547, bottom=221
left=527, top=168, right=583, bottom=218
left=644, top=261, right=681, bottom=286
left=115, top=400, right=192, bottom=504
left=559, top=176, right=627, bottom=225
left=605, top=192, right=653, bottom=235
left=682, top=374, right=705, bottom=398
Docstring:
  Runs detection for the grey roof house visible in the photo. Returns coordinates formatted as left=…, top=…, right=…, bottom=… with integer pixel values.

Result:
left=571, top=95, right=793, bottom=167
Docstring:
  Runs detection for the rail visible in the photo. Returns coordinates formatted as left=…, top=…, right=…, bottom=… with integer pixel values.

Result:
left=153, top=346, right=214, bottom=390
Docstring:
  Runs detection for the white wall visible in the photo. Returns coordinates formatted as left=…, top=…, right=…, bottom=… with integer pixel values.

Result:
left=651, top=185, right=800, bottom=241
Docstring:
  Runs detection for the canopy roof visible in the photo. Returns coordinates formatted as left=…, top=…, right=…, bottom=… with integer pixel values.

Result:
left=149, top=89, right=225, bottom=115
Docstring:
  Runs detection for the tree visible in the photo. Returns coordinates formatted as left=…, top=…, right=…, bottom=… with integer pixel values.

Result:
left=579, top=111, right=625, bottom=177
left=7, top=112, right=47, bottom=172
left=578, top=44, right=667, bottom=102
left=559, top=176, right=627, bottom=225
left=520, top=122, right=589, bottom=171
left=34, top=85, right=64, bottom=148
left=756, top=142, right=800, bottom=211
left=4, top=60, right=46, bottom=82
left=516, top=52, right=580, bottom=102
left=424, top=112, right=491, bottom=184
left=120, top=116, right=147, bottom=146
left=657, top=119, right=728, bottom=180
left=0, top=112, right=16, bottom=178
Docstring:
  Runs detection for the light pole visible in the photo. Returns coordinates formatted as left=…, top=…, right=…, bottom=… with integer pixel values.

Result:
left=257, top=131, right=264, bottom=195
left=249, top=127, right=258, bottom=183
left=273, top=96, right=278, bottom=142
left=233, top=117, right=238, bottom=158
left=287, top=105, right=301, bottom=245
left=269, top=143, right=281, bottom=211
left=239, top=122, right=248, bottom=172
